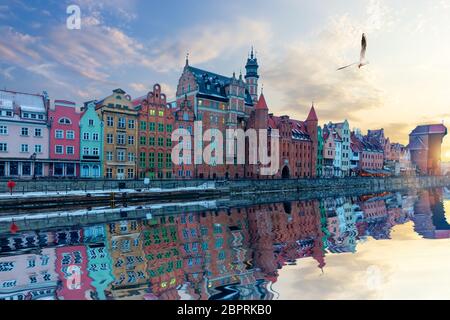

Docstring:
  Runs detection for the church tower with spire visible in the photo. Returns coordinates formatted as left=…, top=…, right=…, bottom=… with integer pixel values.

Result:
left=245, top=47, right=260, bottom=104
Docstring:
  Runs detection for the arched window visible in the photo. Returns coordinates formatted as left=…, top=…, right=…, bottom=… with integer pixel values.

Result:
left=58, top=117, right=71, bottom=125
left=92, top=165, right=100, bottom=177
left=82, top=165, right=90, bottom=177
left=183, top=112, right=189, bottom=121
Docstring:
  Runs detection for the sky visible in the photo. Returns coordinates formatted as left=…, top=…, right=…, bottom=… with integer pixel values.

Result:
left=1, top=0, right=450, bottom=160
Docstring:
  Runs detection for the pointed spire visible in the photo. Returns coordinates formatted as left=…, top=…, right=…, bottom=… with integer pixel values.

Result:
left=185, top=52, right=189, bottom=67
left=255, top=91, right=268, bottom=110
left=306, top=103, right=318, bottom=122
left=251, top=46, right=254, bottom=59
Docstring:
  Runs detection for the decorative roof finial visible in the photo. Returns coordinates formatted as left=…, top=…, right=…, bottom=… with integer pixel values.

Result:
left=185, top=52, right=189, bottom=66
left=251, top=46, right=254, bottom=59
left=261, top=83, right=264, bottom=94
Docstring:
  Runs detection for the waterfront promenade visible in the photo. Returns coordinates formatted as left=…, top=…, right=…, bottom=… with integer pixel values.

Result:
left=0, top=176, right=449, bottom=214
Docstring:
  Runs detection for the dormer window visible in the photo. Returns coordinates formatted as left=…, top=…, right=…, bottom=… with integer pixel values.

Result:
left=58, top=117, right=71, bottom=125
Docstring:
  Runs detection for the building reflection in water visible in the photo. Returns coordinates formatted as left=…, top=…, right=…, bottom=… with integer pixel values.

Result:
left=0, top=188, right=448, bottom=300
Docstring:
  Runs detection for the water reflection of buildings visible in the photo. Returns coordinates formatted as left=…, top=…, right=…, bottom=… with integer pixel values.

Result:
left=413, top=189, right=450, bottom=239
left=0, top=188, right=448, bottom=300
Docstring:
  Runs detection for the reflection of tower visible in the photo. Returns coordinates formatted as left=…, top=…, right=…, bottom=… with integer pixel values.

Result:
left=412, top=190, right=437, bottom=238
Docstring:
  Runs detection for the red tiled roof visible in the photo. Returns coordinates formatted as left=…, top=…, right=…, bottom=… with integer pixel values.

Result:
left=255, top=93, right=268, bottom=110
left=306, top=105, right=318, bottom=121
left=132, top=95, right=146, bottom=107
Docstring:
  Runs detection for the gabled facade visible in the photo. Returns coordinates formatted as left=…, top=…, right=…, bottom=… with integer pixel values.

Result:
left=96, top=89, right=138, bottom=180
left=325, top=120, right=351, bottom=176
left=172, top=95, right=195, bottom=179
left=0, top=89, right=50, bottom=178
left=80, top=101, right=103, bottom=178
left=317, top=126, right=324, bottom=177
left=322, top=128, right=335, bottom=178
left=249, top=97, right=318, bottom=179
left=48, top=100, right=81, bottom=177
left=175, top=50, right=256, bottom=179
left=133, top=84, right=174, bottom=179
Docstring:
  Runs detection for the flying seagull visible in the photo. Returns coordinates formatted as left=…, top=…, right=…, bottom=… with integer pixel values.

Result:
left=337, top=33, right=369, bottom=71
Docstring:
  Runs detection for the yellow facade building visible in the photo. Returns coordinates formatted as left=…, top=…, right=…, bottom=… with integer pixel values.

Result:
left=96, top=89, right=138, bottom=179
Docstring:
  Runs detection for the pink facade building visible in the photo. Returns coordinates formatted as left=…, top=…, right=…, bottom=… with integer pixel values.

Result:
left=48, top=100, right=81, bottom=177
left=55, top=245, right=95, bottom=300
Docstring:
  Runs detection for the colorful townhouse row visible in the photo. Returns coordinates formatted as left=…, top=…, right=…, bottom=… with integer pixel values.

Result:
left=0, top=189, right=427, bottom=300
left=0, top=49, right=447, bottom=179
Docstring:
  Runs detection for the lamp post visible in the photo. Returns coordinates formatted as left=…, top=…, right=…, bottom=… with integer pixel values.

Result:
left=30, top=152, right=37, bottom=180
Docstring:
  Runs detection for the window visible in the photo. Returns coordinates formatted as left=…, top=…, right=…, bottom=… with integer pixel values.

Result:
left=35, top=145, right=42, bottom=153
left=158, top=153, right=163, bottom=168
left=158, top=110, right=164, bottom=117
left=21, top=144, right=29, bottom=153
left=0, top=125, right=7, bottom=135
left=55, top=145, right=63, bottom=154
left=83, top=132, right=90, bottom=140
left=0, top=143, right=7, bottom=152
left=22, top=162, right=31, bottom=176
left=82, top=165, right=90, bottom=177
left=58, top=118, right=71, bottom=125
left=127, top=168, right=134, bottom=179
left=107, top=133, right=113, bottom=144
left=66, top=146, right=74, bottom=155
left=139, top=152, right=146, bottom=167
left=158, top=137, right=164, bottom=147
left=149, top=136, right=155, bottom=146
left=128, top=153, right=135, bottom=162
left=88, top=119, right=94, bottom=126
left=92, top=147, right=99, bottom=155
left=149, top=122, right=155, bottom=131
left=55, top=130, right=63, bottom=139
left=140, top=121, right=147, bottom=130
left=66, top=130, right=75, bottom=140
left=92, top=133, right=99, bottom=141
left=66, top=163, right=75, bottom=176
left=21, top=127, right=29, bottom=136
left=34, top=128, right=42, bottom=137
left=166, top=153, right=172, bottom=168
left=166, top=138, right=172, bottom=147
left=117, top=150, right=125, bottom=162
left=83, top=147, right=90, bottom=155
left=106, top=152, right=113, bottom=161
left=107, top=116, right=114, bottom=127
left=166, top=124, right=172, bottom=133
left=106, top=168, right=112, bottom=179
left=118, top=117, right=126, bottom=129
left=128, top=119, right=135, bottom=129
left=149, top=109, right=156, bottom=116
left=158, top=123, right=164, bottom=132
left=92, top=165, right=100, bottom=177
left=117, top=133, right=125, bottom=145
left=9, top=162, right=18, bottom=175
left=149, top=153, right=155, bottom=167
left=128, top=136, right=134, bottom=145
left=140, top=136, right=146, bottom=145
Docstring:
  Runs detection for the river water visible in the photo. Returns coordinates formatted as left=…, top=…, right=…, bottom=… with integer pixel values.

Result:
left=0, top=187, right=449, bottom=300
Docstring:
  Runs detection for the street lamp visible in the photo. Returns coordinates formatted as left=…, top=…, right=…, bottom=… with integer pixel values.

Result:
left=30, top=152, right=37, bottom=180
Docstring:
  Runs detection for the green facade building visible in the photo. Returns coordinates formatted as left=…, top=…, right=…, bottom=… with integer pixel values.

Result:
left=80, top=101, right=103, bottom=178
left=317, top=126, right=324, bottom=177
